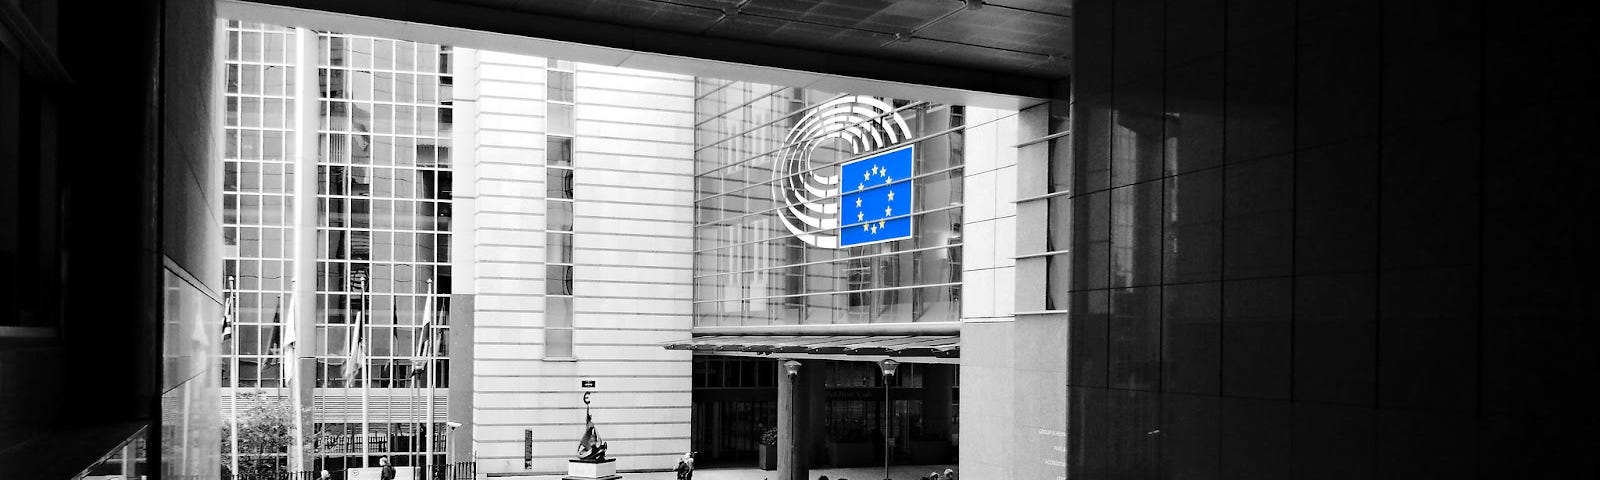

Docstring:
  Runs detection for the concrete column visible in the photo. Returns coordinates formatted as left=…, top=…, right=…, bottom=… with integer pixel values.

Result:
left=922, top=364, right=954, bottom=439
left=777, top=360, right=810, bottom=480
left=807, top=361, right=827, bottom=467
left=121, top=443, right=137, bottom=480
left=291, top=26, right=321, bottom=473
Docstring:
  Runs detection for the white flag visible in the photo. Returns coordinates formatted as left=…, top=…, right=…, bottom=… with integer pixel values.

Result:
left=415, top=281, right=436, bottom=373
left=343, top=307, right=365, bottom=381
left=281, top=294, right=297, bottom=384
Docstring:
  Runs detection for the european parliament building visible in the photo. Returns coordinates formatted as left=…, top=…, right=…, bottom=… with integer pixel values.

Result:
left=4, top=1, right=1591, bottom=480
left=217, top=10, right=1049, bottom=476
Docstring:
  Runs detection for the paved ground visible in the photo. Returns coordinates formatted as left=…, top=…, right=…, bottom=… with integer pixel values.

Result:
left=494, top=463, right=958, bottom=480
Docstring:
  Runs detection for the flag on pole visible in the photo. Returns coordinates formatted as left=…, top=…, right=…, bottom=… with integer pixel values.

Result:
left=222, top=277, right=236, bottom=340
left=268, top=297, right=282, bottom=363
left=414, top=280, right=436, bottom=375
left=282, top=294, right=298, bottom=384
left=391, top=295, right=400, bottom=363
left=343, top=300, right=366, bottom=381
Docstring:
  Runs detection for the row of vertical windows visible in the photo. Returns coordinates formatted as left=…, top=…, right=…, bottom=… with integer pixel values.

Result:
left=545, top=60, right=576, bottom=359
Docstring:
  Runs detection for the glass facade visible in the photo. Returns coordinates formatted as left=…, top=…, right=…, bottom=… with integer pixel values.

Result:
left=312, top=30, right=453, bottom=390
left=222, top=21, right=300, bottom=388
left=221, top=20, right=454, bottom=470
left=692, top=82, right=966, bottom=327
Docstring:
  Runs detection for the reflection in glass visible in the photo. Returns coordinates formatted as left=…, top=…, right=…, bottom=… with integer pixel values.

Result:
left=546, top=265, right=573, bottom=295
left=548, top=201, right=573, bottom=232
left=548, top=136, right=572, bottom=167
left=549, top=70, right=574, bottom=103
left=547, top=233, right=573, bottom=264
left=548, top=103, right=574, bottom=136
left=547, top=167, right=574, bottom=199
left=545, top=329, right=574, bottom=358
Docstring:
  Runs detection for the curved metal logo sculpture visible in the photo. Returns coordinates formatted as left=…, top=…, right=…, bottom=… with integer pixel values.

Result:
left=774, top=96, right=913, bottom=249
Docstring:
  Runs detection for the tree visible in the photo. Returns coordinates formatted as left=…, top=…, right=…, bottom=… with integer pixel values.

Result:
left=222, top=392, right=315, bottom=478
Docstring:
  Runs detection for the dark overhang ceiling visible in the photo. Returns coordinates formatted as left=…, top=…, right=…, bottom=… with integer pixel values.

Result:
left=246, top=0, right=1071, bottom=98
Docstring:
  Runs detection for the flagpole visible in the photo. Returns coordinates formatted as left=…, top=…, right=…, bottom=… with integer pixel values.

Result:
left=411, top=358, right=418, bottom=471
left=228, top=276, right=240, bottom=478
left=413, top=316, right=421, bottom=475
left=361, top=286, right=372, bottom=467
left=424, top=278, right=436, bottom=476
left=287, top=288, right=306, bottom=473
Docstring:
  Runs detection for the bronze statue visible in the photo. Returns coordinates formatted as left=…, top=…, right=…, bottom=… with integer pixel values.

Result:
left=577, top=392, right=608, bottom=461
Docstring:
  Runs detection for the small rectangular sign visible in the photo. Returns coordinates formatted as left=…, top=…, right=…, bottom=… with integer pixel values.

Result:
left=349, top=468, right=414, bottom=480
left=581, top=380, right=596, bottom=388
left=524, top=429, right=533, bottom=469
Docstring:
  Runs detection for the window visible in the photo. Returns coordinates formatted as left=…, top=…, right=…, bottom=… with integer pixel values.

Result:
left=544, top=59, right=576, bottom=359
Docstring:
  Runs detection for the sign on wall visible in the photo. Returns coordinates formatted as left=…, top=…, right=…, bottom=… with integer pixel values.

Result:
left=839, top=145, right=915, bottom=247
left=773, top=95, right=914, bottom=249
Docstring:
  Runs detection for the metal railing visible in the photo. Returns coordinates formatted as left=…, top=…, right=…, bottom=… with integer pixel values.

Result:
left=227, top=462, right=474, bottom=480
left=233, top=470, right=317, bottom=480
left=416, top=461, right=475, bottom=480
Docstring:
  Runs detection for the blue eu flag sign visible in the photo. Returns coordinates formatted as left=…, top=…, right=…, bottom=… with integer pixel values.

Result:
left=840, top=145, right=914, bottom=247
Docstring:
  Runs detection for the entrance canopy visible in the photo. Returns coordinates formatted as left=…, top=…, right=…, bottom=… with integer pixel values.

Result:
left=662, top=335, right=959, bottom=359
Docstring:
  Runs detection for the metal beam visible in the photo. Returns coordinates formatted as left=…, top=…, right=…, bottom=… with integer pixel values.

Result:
left=692, top=321, right=961, bottom=336
left=230, top=0, right=1053, bottom=99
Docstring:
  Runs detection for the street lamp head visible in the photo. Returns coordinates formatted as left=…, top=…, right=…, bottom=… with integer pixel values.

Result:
left=879, top=358, right=900, bottom=377
left=783, top=360, right=802, bottom=376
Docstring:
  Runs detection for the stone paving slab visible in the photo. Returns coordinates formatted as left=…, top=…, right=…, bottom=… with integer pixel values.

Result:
left=490, top=463, right=958, bottom=480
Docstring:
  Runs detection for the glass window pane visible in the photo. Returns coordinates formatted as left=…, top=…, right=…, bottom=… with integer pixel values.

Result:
left=242, top=31, right=261, bottom=62
left=545, top=328, right=573, bottom=358
left=547, top=136, right=572, bottom=167
left=548, top=71, right=573, bottom=103
left=547, top=200, right=573, bottom=232
left=547, top=103, right=573, bottom=136
left=546, top=265, right=572, bottom=295
left=546, top=297, right=572, bottom=328
left=265, top=64, right=288, bottom=97
left=547, top=233, right=572, bottom=264
left=546, top=167, right=573, bottom=199
left=1046, top=254, right=1071, bottom=311
left=1049, top=137, right=1071, bottom=193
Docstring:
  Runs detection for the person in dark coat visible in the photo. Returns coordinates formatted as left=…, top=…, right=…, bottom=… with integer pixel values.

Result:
left=379, top=457, right=395, bottom=480
left=674, top=452, right=695, bottom=479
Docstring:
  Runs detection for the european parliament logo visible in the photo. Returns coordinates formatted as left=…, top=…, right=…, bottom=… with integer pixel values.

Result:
left=840, top=145, right=914, bottom=247
left=773, top=96, right=914, bottom=249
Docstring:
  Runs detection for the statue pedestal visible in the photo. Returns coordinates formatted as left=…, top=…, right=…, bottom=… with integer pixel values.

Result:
left=563, top=458, right=619, bottom=480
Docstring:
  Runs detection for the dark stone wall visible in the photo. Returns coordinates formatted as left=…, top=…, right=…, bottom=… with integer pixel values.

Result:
left=1066, top=0, right=1598, bottom=477
left=0, top=0, right=221, bottom=476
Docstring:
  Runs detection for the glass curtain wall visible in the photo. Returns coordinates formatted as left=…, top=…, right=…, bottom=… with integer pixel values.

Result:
left=223, top=20, right=299, bottom=389
left=692, top=81, right=966, bottom=327
left=222, top=20, right=454, bottom=470
left=312, top=31, right=454, bottom=468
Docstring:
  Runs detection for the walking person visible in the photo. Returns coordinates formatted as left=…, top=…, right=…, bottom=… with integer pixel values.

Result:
left=674, top=452, right=695, bottom=480
left=379, top=457, right=396, bottom=480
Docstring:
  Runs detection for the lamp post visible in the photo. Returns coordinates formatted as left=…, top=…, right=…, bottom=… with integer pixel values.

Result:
left=878, top=359, right=900, bottom=480
left=780, top=360, right=802, bottom=480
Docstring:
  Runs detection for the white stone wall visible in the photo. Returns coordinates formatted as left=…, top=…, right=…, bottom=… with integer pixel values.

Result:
left=463, top=50, right=696, bottom=475
left=958, top=106, right=1021, bottom=480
